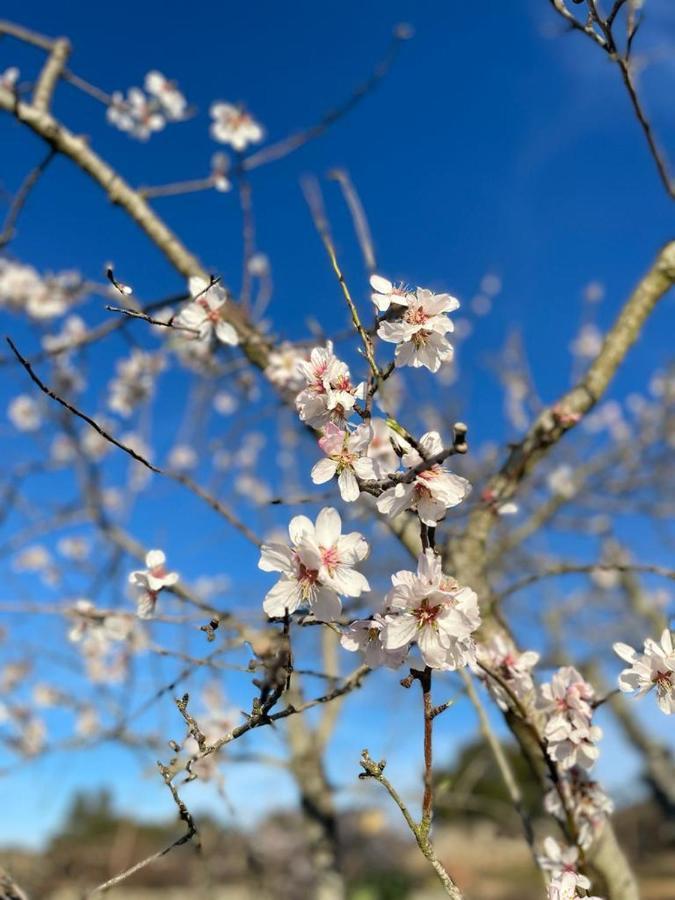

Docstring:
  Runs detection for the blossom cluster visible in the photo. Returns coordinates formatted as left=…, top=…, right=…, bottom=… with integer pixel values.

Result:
left=107, top=71, right=188, bottom=140
left=341, top=550, right=480, bottom=671
left=539, top=666, right=602, bottom=771
left=0, top=258, right=84, bottom=319
left=210, top=102, right=264, bottom=151
left=371, top=274, right=459, bottom=373
left=539, top=838, right=604, bottom=900
left=108, top=349, right=166, bottom=417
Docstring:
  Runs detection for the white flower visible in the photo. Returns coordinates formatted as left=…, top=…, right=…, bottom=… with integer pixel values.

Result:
left=382, top=550, right=480, bottom=670
left=538, top=838, right=590, bottom=894
left=547, top=871, right=603, bottom=900
left=570, top=323, right=603, bottom=359
left=57, top=536, right=90, bottom=561
left=12, top=545, right=51, bottom=572
left=539, top=667, right=601, bottom=770
left=547, top=464, right=576, bottom=499
left=369, top=274, right=412, bottom=312
left=107, top=87, right=165, bottom=140
left=341, top=616, right=408, bottom=669
left=265, top=342, right=309, bottom=394
left=174, top=276, right=238, bottom=346
left=42, top=315, right=87, bottom=354
left=478, top=636, right=539, bottom=711
left=167, top=444, right=198, bottom=471
left=295, top=342, right=365, bottom=428
left=545, top=768, right=613, bottom=851
left=377, top=287, right=459, bottom=372
left=108, top=349, right=165, bottom=417
left=376, top=431, right=471, bottom=526
left=128, top=550, right=179, bottom=619
left=0, top=67, right=19, bottom=91
left=8, top=394, right=41, bottom=431
left=210, top=102, right=264, bottom=151
left=258, top=508, right=369, bottom=622
left=613, top=630, right=675, bottom=715
left=311, top=423, right=378, bottom=502
left=144, top=70, right=187, bottom=120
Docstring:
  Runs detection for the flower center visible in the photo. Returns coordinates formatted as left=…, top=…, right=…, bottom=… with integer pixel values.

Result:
left=405, top=305, right=429, bottom=326
left=320, top=545, right=340, bottom=573
left=653, top=670, right=673, bottom=697
left=414, top=599, right=440, bottom=627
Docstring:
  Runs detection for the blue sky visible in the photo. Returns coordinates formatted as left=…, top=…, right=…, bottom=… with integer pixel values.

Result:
left=1, top=0, right=674, bottom=849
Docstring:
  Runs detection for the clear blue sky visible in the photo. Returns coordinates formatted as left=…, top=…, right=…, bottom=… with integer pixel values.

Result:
left=0, top=0, right=673, bottom=848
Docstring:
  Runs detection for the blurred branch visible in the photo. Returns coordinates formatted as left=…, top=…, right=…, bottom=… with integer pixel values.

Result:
left=548, top=0, right=674, bottom=199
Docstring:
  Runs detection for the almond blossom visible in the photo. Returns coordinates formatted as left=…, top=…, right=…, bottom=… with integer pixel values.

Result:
left=369, top=274, right=412, bottom=312
left=544, top=768, right=613, bottom=850
left=128, top=550, right=179, bottom=619
left=0, top=259, right=83, bottom=319
left=311, top=422, right=378, bottom=502
left=340, top=615, right=408, bottom=669
left=144, top=70, right=188, bottom=121
left=8, top=394, right=41, bottom=431
left=210, top=102, right=264, bottom=151
left=265, top=341, right=309, bottom=394
left=547, top=871, right=604, bottom=900
left=108, top=349, right=166, bottom=417
left=537, top=838, right=591, bottom=895
left=376, top=431, right=471, bottom=526
left=539, top=667, right=602, bottom=770
left=295, top=342, right=365, bottom=428
left=477, top=635, right=539, bottom=711
left=382, top=550, right=480, bottom=670
left=258, top=507, right=369, bottom=622
left=174, top=276, right=238, bottom=346
left=377, top=287, right=459, bottom=372
left=107, top=87, right=166, bottom=140
left=613, top=629, right=675, bottom=715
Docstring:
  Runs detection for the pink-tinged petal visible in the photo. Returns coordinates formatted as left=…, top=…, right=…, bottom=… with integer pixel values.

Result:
left=353, top=456, right=376, bottom=481
left=311, top=587, right=342, bottom=622
left=416, top=495, right=448, bottom=526
left=338, top=468, right=360, bottom=502
left=188, top=276, right=209, bottom=298
left=336, top=532, right=369, bottom=564
left=288, top=515, right=314, bottom=545
left=311, top=457, right=338, bottom=485
left=383, top=614, right=418, bottom=649
left=376, top=483, right=414, bottom=518
left=215, top=320, right=239, bottom=346
left=263, top=578, right=302, bottom=617
left=371, top=292, right=391, bottom=312
left=617, top=670, right=642, bottom=693
left=314, top=507, right=342, bottom=546
left=258, top=543, right=294, bottom=574
left=295, top=539, right=322, bottom=572
left=370, top=274, right=393, bottom=294
left=377, top=320, right=414, bottom=343
left=417, top=627, right=448, bottom=668
left=325, top=565, right=370, bottom=598
left=612, top=642, right=636, bottom=664
left=418, top=432, right=444, bottom=456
